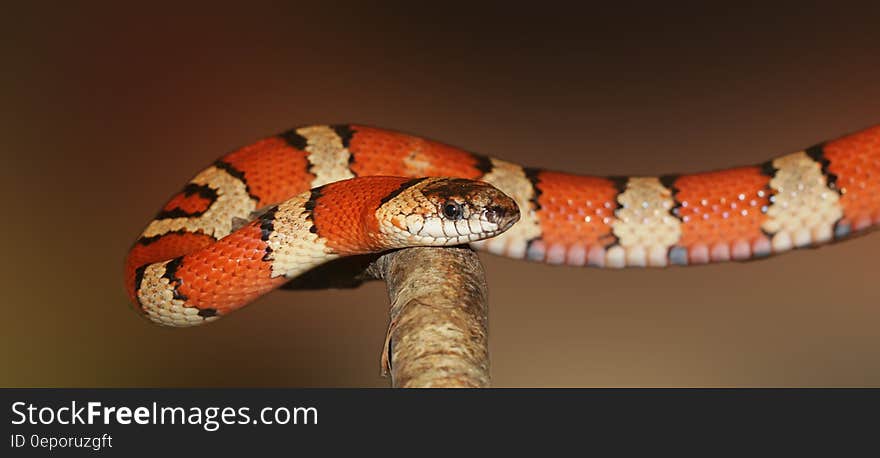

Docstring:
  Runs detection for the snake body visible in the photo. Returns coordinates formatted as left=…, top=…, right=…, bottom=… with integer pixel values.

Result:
left=126, top=124, right=880, bottom=326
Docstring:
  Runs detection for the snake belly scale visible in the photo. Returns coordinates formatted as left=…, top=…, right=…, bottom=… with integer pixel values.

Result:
left=126, top=124, right=880, bottom=326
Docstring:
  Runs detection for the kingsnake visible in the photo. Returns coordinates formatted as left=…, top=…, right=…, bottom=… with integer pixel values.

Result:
left=125, top=124, right=880, bottom=326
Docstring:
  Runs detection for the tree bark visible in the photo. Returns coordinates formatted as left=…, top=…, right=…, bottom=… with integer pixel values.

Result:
left=364, top=247, right=490, bottom=388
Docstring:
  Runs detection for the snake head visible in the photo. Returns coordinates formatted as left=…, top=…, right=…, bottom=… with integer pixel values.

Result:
left=377, top=177, right=520, bottom=247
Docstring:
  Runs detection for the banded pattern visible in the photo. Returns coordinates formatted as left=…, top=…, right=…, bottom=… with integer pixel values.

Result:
left=128, top=173, right=518, bottom=326
left=126, top=123, right=880, bottom=325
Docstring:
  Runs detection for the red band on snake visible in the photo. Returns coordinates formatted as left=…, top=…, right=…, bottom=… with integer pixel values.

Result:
left=125, top=124, right=880, bottom=326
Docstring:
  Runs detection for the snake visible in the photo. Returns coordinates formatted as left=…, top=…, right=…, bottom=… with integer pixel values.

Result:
left=125, top=124, right=880, bottom=327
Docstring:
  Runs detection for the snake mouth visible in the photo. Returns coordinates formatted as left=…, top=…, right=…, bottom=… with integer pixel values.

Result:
left=403, top=208, right=519, bottom=246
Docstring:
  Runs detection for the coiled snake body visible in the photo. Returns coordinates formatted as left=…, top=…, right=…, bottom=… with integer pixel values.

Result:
left=126, top=124, right=880, bottom=326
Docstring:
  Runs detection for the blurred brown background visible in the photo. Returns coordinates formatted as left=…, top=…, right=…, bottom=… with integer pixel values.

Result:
left=2, top=3, right=879, bottom=387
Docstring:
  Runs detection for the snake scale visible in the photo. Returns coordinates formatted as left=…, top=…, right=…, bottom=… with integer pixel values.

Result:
left=125, top=124, right=880, bottom=326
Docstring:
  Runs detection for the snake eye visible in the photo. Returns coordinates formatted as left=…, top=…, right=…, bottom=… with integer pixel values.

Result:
left=442, top=201, right=463, bottom=220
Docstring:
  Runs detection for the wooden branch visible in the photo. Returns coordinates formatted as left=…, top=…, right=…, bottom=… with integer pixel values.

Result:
left=282, top=246, right=490, bottom=387
left=364, top=247, right=490, bottom=388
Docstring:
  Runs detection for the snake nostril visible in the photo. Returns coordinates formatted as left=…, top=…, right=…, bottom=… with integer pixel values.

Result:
left=485, top=206, right=506, bottom=224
